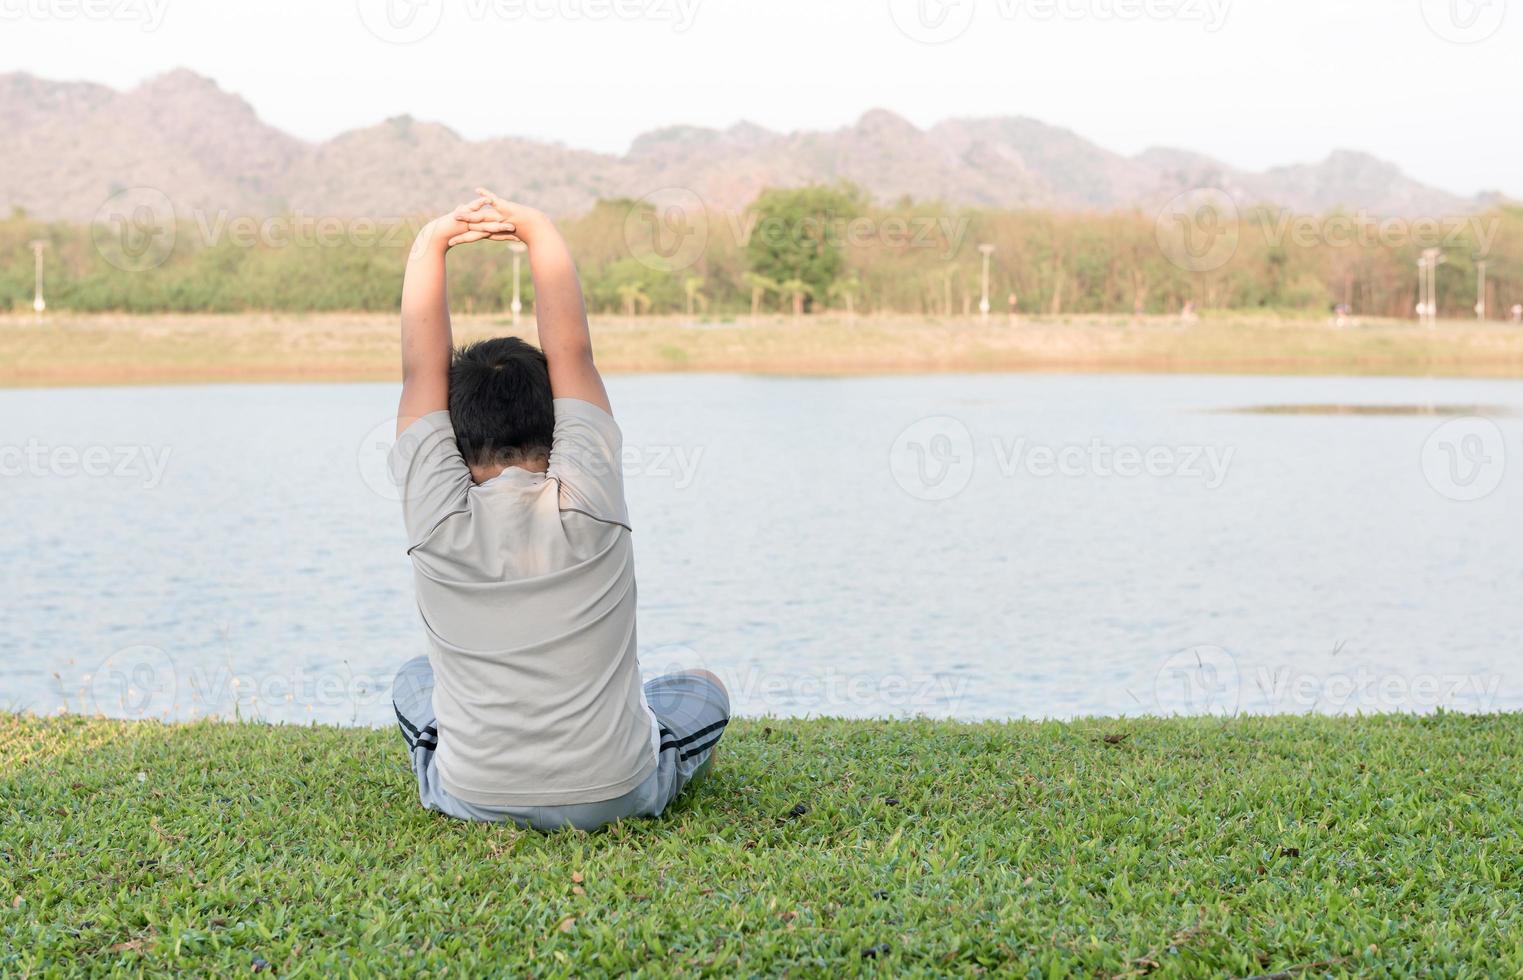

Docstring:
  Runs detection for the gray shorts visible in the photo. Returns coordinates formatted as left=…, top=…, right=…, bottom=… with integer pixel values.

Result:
left=391, top=655, right=730, bottom=832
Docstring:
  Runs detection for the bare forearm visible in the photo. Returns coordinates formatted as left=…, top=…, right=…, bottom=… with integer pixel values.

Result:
left=461, top=188, right=609, bottom=409
left=518, top=214, right=591, bottom=360
left=394, top=220, right=460, bottom=434
left=400, top=223, right=453, bottom=382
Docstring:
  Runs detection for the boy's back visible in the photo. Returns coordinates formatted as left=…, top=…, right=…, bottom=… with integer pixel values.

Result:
left=386, top=190, right=727, bottom=832
left=391, top=399, right=656, bottom=807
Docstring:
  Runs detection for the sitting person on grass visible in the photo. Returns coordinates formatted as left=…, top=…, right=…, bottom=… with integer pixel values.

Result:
left=388, top=188, right=728, bottom=831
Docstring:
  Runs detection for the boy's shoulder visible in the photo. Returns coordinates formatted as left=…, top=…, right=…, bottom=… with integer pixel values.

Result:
left=547, top=398, right=630, bottom=533
left=389, top=400, right=631, bottom=557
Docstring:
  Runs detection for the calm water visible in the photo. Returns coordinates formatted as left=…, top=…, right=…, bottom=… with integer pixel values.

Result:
left=2, top=374, right=1519, bottom=724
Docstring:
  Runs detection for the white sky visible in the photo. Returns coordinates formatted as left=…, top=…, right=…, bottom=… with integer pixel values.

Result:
left=2, top=0, right=1519, bottom=196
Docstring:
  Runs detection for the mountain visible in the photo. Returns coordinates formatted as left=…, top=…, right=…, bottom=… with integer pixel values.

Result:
left=0, top=70, right=304, bottom=221
left=0, top=69, right=1490, bottom=222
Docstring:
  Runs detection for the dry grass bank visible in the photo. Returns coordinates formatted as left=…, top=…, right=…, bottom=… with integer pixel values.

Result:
left=2, top=312, right=1522, bottom=387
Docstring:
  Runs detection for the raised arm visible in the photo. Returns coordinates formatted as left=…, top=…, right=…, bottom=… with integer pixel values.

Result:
left=470, top=187, right=611, bottom=414
left=395, top=202, right=515, bottom=437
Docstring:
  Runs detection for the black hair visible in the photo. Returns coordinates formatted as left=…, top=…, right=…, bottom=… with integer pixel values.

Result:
left=447, top=337, right=555, bottom=468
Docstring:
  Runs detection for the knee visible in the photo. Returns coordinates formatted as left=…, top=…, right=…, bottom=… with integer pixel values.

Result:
left=686, top=668, right=725, bottom=693
left=393, top=655, right=433, bottom=696
left=686, top=669, right=730, bottom=716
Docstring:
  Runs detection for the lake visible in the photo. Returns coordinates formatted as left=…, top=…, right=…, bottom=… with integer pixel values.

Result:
left=2, top=373, right=1518, bottom=725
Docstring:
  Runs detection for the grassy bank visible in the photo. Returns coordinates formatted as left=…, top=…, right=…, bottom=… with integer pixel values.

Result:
left=3, top=312, right=1523, bottom=387
left=4, top=713, right=1522, bottom=975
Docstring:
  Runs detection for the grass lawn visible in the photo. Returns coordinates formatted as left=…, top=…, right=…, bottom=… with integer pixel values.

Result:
left=4, top=712, right=1522, bottom=976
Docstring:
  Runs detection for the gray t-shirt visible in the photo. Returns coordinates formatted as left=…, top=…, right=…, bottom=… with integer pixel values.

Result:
left=389, top=398, right=657, bottom=807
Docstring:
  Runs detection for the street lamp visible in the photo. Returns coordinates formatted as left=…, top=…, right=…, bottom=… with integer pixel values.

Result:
left=29, top=239, right=47, bottom=322
left=1417, top=248, right=1442, bottom=326
left=1416, top=256, right=1425, bottom=322
left=978, top=244, right=995, bottom=323
left=508, top=240, right=527, bottom=328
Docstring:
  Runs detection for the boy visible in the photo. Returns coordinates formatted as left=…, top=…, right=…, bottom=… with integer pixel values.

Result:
left=388, top=188, right=728, bottom=831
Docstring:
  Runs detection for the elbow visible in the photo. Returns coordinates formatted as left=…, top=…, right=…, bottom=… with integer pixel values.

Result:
left=546, top=338, right=595, bottom=364
left=401, top=352, right=450, bottom=385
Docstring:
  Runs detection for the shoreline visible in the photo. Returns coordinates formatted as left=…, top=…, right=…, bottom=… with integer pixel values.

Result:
left=3, top=312, right=1523, bottom=387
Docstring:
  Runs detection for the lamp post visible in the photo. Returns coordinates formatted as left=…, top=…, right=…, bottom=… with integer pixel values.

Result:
left=1429, top=249, right=1441, bottom=325
left=978, top=244, right=994, bottom=323
left=29, top=239, right=47, bottom=322
left=1416, top=256, right=1426, bottom=323
left=1418, top=248, right=1442, bottom=326
left=508, top=240, right=527, bottom=328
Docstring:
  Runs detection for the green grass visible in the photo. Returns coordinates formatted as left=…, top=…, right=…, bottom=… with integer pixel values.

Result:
left=4, top=713, right=1522, bottom=976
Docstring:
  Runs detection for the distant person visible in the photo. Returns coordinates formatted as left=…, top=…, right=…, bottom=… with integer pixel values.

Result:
left=1007, top=291, right=1019, bottom=326
left=1180, top=300, right=1199, bottom=324
left=1512, top=304, right=1523, bottom=324
left=387, top=189, right=729, bottom=831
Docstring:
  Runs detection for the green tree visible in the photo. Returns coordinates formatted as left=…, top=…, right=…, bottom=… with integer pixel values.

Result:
left=616, top=281, right=652, bottom=317
left=829, top=274, right=861, bottom=318
left=5, top=199, right=1521, bottom=320
left=742, top=272, right=779, bottom=316
left=744, top=184, right=863, bottom=314
left=586, top=257, right=680, bottom=315
left=683, top=276, right=707, bottom=317
left=780, top=278, right=811, bottom=318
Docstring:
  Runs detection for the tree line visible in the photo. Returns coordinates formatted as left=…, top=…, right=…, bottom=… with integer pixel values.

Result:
left=3, top=187, right=1519, bottom=319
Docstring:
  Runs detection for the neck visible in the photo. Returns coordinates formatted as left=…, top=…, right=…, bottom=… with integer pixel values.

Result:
left=470, top=457, right=549, bottom=484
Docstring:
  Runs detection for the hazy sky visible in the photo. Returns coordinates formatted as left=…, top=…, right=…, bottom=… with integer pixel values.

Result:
left=4, top=0, right=1519, bottom=196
